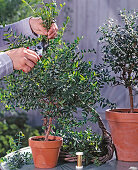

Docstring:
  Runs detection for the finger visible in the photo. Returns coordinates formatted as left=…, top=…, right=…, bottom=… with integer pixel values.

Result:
left=48, top=23, right=58, bottom=37
left=54, top=23, right=58, bottom=31
left=37, top=29, right=48, bottom=36
left=35, top=30, right=47, bottom=36
left=48, top=32, right=57, bottom=39
left=26, top=49, right=40, bottom=60
left=24, top=51, right=39, bottom=64
left=52, top=23, right=58, bottom=31
left=26, top=48, right=38, bottom=56
left=38, top=24, right=48, bottom=36
left=22, top=65, right=31, bottom=73
left=25, top=58, right=35, bottom=69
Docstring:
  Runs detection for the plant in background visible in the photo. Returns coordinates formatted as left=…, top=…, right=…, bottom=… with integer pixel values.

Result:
left=97, top=9, right=138, bottom=162
left=0, top=132, right=33, bottom=170
left=0, top=0, right=22, bottom=25
left=98, top=10, right=138, bottom=113
left=0, top=0, right=40, bottom=25
left=0, top=112, right=40, bottom=157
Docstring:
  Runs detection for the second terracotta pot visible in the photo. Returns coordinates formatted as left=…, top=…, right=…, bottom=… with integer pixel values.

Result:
left=29, top=135, right=63, bottom=169
left=106, top=108, right=138, bottom=162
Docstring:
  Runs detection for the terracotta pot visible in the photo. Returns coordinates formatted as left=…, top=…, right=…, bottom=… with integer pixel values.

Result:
left=106, top=109, right=138, bottom=161
left=29, top=135, right=63, bottom=168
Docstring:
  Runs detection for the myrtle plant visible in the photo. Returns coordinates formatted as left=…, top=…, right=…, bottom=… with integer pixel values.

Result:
left=0, top=0, right=111, bottom=142
left=52, top=118, right=102, bottom=165
left=98, top=10, right=138, bottom=113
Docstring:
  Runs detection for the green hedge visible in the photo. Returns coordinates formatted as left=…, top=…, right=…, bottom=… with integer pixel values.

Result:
left=0, top=113, right=40, bottom=157
left=0, top=0, right=40, bottom=25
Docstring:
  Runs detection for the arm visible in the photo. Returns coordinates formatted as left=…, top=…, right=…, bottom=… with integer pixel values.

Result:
left=0, top=17, right=38, bottom=79
left=0, top=48, right=39, bottom=79
left=0, top=17, right=58, bottom=79
left=0, top=17, right=36, bottom=51
left=0, top=17, right=58, bottom=51
left=0, top=52, right=13, bottom=79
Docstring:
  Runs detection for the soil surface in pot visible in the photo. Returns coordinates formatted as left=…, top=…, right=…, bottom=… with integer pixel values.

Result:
left=118, top=111, right=137, bottom=113
left=32, top=137, right=60, bottom=141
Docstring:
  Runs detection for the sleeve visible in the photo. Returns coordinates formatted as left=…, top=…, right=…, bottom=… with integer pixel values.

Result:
left=0, top=17, right=37, bottom=51
left=0, top=17, right=37, bottom=78
left=0, top=52, right=13, bottom=79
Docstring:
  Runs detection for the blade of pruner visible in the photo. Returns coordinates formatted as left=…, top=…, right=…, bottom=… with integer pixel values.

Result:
left=41, top=38, right=49, bottom=51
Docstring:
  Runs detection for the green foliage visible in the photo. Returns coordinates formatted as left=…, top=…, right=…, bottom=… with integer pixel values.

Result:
left=0, top=1, right=115, bottom=167
left=0, top=132, right=33, bottom=170
left=98, top=10, right=138, bottom=111
left=0, top=0, right=113, bottom=144
left=22, top=0, right=64, bottom=29
left=0, top=0, right=40, bottom=25
left=0, top=1, right=109, bottom=122
left=21, top=0, right=65, bottom=45
left=0, top=113, right=40, bottom=157
left=52, top=118, right=102, bottom=165
left=0, top=0, right=21, bottom=25
left=1, top=32, right=107, bottom=120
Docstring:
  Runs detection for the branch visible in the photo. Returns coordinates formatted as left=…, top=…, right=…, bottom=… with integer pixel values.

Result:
left=45, top=117, right=53, bottom=141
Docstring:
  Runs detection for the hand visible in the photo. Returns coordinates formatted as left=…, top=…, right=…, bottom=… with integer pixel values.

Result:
left=6, top=48, right=40, bottom=73
left=29, top=17, right=58, bottom=39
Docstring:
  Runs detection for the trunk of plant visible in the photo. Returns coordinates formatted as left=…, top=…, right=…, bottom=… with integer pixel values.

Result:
left=45, top=117, right=52, bottom=141
left=128, top=86, right=134, bottom=113
left=42, top=36, right=49, bottom=51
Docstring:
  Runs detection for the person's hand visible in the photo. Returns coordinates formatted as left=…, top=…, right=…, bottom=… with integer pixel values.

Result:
left=29, top=17, right=58, bottom=39
left=6, top=48, right=40, bottom=73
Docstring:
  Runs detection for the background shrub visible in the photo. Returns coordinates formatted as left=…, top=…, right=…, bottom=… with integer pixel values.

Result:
left=0, top=112, right=41, bottom=157
left=0, top=0, right=39, bottom=25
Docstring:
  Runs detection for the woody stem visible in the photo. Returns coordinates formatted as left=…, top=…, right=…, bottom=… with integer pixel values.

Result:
left=45, top=117, right=52, bottom=141
left=128, top=86, right=134, bottom=113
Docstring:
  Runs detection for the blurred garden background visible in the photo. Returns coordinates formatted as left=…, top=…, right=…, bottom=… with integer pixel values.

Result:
left=0, top=0, right=138, bottom=157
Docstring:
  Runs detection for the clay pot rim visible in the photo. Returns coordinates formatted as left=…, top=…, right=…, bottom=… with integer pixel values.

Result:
left=106, top=108, right=138, bottom=114
left=106, top=108, right=138, bottom=122
left=29, top=135, right=63, bottom=142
